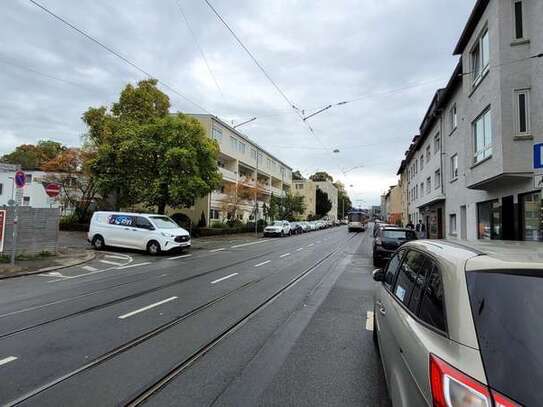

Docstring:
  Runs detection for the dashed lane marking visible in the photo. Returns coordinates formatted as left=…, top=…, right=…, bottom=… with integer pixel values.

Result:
left=0, top=356, right=17, bottom=367
left=296, top=248, right=303, bottom=252
left=279, top=253, right=291, bottom=258
left=81, top=265, right=98, bottom=272
left=365, top=311, right=374, bottom=331
left=117, top=262, right=151, bottom=270
left=210, top=248, right=226, bottom=253
left=118, top=297, right=178, bottom=320
left=211, top=273, right=238, bottom=285
left=307, top=243, right=315, bottom=247
left=168, top=254, right=192, bottom=260
left=254, top=260, right=271, bottom=268
left=231, top=240, right=270, bottom=248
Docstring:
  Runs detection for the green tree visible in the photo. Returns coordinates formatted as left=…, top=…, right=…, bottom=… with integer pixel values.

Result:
left=1, top=140, right=66, bottom=170
left=292, top=170, right=304, bottom=180
left=315, top=188, right=332, bottom=218
left=334, top=181, right=352, bottom=219
left=83, top=79, right=222, bottom=214
left=309, top=171, right=333, bottom=182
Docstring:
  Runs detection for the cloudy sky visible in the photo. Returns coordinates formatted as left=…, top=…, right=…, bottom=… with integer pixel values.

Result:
left=1, top=0, right=475, bottom=206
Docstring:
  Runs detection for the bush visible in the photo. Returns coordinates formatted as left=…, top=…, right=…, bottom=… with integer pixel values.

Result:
left=59, top=214, right=89, bottom=232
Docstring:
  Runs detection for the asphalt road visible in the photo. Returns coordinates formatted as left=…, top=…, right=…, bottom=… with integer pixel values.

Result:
left=0, top=225, right=391, bottom=406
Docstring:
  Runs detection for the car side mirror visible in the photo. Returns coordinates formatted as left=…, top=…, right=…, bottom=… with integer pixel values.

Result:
left=372, top=268, right=385, bottom=282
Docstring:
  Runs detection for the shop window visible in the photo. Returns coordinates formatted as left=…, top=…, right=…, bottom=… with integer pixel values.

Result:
left=520, top=191, right=542, bottom=241
left=477, top=200, right=501, bottom=240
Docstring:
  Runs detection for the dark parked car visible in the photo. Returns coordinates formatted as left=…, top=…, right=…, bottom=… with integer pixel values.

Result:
left=373, top=223, right=396, bottom=237
left=290, top=222, right=304, bottom=235
left=373, top=227, right=417, bottom=266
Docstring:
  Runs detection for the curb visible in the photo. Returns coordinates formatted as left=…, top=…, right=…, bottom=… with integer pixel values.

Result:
left=0, top=251, right=96, bottom=280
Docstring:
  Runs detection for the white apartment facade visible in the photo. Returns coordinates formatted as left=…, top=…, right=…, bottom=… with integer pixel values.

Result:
left=173, top=114, right=292, bottom=226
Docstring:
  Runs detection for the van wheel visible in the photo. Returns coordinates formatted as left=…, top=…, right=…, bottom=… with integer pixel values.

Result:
left=147, top=240, right=161, bottom=255
left=92, top=235, right=105, bottom=250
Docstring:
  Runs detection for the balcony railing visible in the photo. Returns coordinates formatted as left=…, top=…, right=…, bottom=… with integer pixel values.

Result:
left=219, top=167, right=238, bottom=182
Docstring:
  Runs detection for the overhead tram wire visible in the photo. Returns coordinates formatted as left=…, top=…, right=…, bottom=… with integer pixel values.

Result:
left=201, top=0, right=334, bottom=154
left=177, top=1, right=223, bottom=96
left=0, top=59, right=83, bottom=87
left=28, top=0, right=212, bottom=114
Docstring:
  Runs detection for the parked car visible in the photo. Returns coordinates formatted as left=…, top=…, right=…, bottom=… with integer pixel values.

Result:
left=373, top=222, right=396, bottom=237
left=88, top=211, right=191, bottom=255
left=263, top=220, right=291, bottom=237
left=372, top=227, right=417, bottom=266
left=300, top=221, right=311, bottom=233
left=372, top=240, right=542, bottom=407
left=290, top=222, right=304, bottom=235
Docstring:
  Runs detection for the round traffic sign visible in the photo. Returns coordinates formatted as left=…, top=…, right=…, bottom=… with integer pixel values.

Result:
left=15, top=171, right=25, bottom=188
left=45, top=183, right=61, bottom=198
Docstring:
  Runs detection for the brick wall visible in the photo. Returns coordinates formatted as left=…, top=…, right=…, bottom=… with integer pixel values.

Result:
left=1, top=207, right=60, bottom=255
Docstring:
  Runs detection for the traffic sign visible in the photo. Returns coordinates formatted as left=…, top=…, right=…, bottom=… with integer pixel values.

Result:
left=14, top=170, right=25, bottom=188
left=534, top=143, right=543, bottom=170
left=45, top=183, right=61, bottom=198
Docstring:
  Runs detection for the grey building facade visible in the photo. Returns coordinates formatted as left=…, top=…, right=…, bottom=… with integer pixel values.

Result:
left=400, top=0, right=543, bottom=241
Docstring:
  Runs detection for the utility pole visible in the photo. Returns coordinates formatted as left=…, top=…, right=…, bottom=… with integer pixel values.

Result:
left=254, top=150, right=259, bottom=237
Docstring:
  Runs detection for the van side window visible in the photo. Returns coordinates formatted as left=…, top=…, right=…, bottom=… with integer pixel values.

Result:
left=108, top=214, right=134, bottom=226
left=407, top=258, right=434, bottom=314
left=384, top=249, right=404, bottom=290
left=393, top=250, right=425, bottom=305
left=135, top=217, right=154, bottom=230
left=418, top=266, right=446, bottom=332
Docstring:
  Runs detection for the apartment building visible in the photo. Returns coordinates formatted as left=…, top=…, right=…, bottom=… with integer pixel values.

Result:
left=176, top=114, right=292, bottom=226
left=314, top=181, right=339, bottom=221
left=292, top=179, right=317, bottom=219
left=398, top=0, right=543, bottom=241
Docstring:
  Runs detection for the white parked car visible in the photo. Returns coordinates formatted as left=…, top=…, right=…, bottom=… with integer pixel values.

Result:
left=88, top=212, right=191, bottom=255
left=263, top=220, right=291, bottom=237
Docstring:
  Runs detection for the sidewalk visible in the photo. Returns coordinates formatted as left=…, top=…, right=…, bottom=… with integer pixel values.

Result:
left=0, top=248, right=95, bottom=279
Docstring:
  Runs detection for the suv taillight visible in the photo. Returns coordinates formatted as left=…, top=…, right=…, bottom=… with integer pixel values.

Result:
left=429, top=354, right=521, bottom=407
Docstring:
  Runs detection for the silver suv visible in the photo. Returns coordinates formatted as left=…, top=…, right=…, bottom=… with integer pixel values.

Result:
left=372, top=239, right=543, bottom=407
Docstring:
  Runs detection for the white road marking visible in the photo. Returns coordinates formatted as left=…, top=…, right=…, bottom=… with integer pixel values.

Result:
left=81, top=265, right=98, bottom=272
left=279, top=253, right=291, bottom=258
left=365, top=311, right=374, bottom=331
left=0, top=356, right=17, bottom=367
left=118, top=297, right=178, bottom=319
left=231, top=240, right=269, bottom=248
left=254, top=260, right=271, bottom=268
left=307, top=243, right=315, bottom=247
left=211, top=273, right=238, bottom=284
left=99, top=259, right=125, bottom=266
left=105, top=254, right=128, bottom=260
left=210, top=248, right=226, bottom=253
left=168, top=254, right=192, bottom=260
left=117, top=262, right=151, bottom=270
left=296, top=248, right=304, bottom=252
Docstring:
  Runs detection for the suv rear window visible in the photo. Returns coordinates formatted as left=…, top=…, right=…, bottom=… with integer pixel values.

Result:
left=467, top=270, right=543, bottom=406
left=383, top=230, right=416, bottom=240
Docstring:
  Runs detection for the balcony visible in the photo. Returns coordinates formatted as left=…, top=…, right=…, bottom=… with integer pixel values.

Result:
left=219, top=167, right=238, bottom=183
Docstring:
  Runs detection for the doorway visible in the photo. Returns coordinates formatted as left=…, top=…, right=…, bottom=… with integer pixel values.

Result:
left=437, top=207, right=443, bottom=239
left=460, top=205, right=467, bottom=240
left=502, top=195, right=515, bottom=240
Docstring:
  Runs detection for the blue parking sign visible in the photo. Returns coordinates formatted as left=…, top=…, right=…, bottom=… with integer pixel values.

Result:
left=534, top=143, right=543, bottom=169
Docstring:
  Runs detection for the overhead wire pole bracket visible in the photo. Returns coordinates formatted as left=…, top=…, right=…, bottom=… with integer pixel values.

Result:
left=233, top=117, right=257, bottom=129
left=303, top=105, right=332, bottom=121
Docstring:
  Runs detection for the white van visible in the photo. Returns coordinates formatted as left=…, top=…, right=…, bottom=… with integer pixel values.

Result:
left=88, top=212, right=191, bottom=255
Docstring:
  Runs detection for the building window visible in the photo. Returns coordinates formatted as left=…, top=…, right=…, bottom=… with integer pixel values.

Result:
left=426, top=145, right=431, bottom=162
left=415, top=160, right=418, bottom=174
left=266, top=158, right=271, bottom=169
left=211, top=126, right=223, bottom=141
left=449, top=214, right=457, bottom=235
left=238, top=142, right=246, bottom=154
left=22, top=196, right=30, bottom=206
left=477, top=200, right=501, bottom=240
left=450, top=154, right=459, bottom=180
left=230, top=136, right=237, bottom=150
left=25, top=174, right=32, bottom=184
left=449, top=104, right=457, bottom=132
left=514, top=89, right=530, bottom=135
left=251, top=148, right=257, bottom=159
left=434, top=133, right=440, bottom=154
left=513, top=0, right=525, bottom=40
left=473, top=108, right=492, bottom=163
left=415, top=184, right=418, bottom=200
left=420, top=155, right=424, bottom=170
left=434, top=169, right=441, bottom=189
left=520, top=191, right=542, bottom=241
left=471, top=29, right=490, bottom=85
left=0, top=183, right=3, bottom=195
left=426, top=177, right=431, bottom=194
left=210, top=208, right=220, bottom=220
left=295, top=183, right=304, bottom=190
left=257, top=152, right=263, bottom=164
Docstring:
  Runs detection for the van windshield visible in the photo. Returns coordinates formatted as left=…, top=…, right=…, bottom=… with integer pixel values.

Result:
left=466, top=270, right=543, bottom=406
left=149, top=216, right=178, bottom=229
left=272, top=221, right=283, bottom=226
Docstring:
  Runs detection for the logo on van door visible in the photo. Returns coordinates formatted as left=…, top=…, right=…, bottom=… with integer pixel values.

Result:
left=108, top=214, right=134, bottom=226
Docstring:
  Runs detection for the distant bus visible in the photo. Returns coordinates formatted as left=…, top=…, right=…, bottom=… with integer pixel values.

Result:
left=348, top=210, right=367, bottom=232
